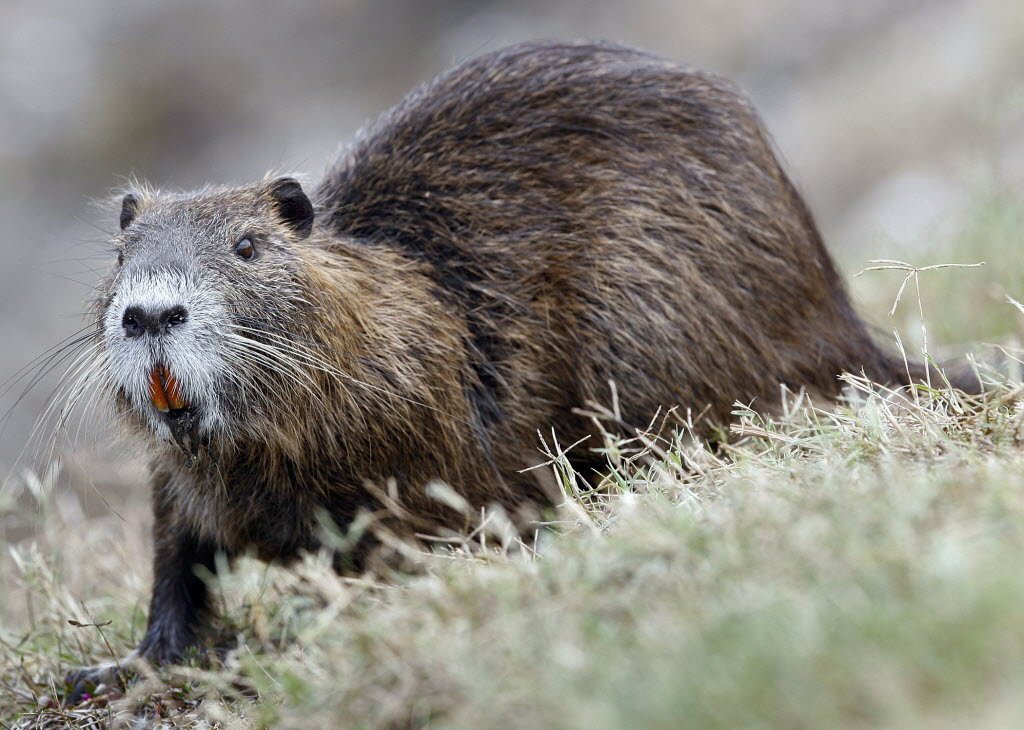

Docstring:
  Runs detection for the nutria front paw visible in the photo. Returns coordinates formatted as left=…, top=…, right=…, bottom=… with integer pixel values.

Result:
left=63, top=659, right=131, bottom=706
left=62, top=632, right=196, bottom=706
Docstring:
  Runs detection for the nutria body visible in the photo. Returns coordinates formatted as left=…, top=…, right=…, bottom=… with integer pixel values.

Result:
left=68, top=40, right=953, bottom=695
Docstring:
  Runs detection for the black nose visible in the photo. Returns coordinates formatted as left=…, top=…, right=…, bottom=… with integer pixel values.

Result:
left=122, top=305, right=189, bottom=338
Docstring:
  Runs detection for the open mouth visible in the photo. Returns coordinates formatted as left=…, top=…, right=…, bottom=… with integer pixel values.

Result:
left=148, top=364, right=202, bottom=458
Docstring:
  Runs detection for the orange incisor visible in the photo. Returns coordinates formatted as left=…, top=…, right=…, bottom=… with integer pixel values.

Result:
left=149, top=365, right=187, bottom=412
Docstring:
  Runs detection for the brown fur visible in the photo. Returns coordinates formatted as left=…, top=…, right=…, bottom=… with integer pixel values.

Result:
left=68, top=41, right=972, bottom=695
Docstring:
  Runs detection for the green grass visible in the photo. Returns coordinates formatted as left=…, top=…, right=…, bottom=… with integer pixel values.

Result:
left=4, top=192, right=1024, bottom=728
left=849, top=189, right=1024, bottom=350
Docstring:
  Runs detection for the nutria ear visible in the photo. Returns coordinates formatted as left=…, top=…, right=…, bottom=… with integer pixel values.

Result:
left=268, top=177, right=314, bottom=239
left=120, top=193, right=139, bottom=231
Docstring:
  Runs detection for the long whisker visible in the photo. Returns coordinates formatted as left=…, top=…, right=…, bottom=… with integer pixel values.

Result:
left=26, top=342, right=105, bottom=454
left=222, top=337, right=330, bottom=405
left=0, top=322, right=98, bottom=398
left=0, top=325, right=101, bottom=434
left=4, top=338, right=106, bottom=486
left=225, top=323, right=471, bottom=426
left=223, top=328, right=402, bottom=426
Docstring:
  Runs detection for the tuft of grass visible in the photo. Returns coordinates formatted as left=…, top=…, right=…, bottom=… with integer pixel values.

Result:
left=851, top=190, right=1024, bottom=350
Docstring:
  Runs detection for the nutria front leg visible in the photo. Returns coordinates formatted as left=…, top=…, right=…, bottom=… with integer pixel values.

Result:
left=135, top=521, right=218, bottom=664
left=65, top=505, right=218, bottom=704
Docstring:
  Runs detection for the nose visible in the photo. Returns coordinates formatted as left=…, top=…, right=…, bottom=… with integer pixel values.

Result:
left=122, top=304, right=189, bottom=338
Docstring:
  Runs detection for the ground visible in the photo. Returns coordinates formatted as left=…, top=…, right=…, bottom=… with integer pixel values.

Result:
left=3, top=191, right=1024, bottom=728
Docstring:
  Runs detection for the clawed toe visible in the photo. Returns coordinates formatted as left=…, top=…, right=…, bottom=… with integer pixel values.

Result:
left=63, top=660, right=130, bottom=707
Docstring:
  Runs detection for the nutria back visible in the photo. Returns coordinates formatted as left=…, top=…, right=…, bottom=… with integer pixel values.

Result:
left=317, top=40, right=898, bottom=470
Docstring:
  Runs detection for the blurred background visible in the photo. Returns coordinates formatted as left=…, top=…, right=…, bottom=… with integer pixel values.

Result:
left=0, top=0, right=1022, bottom=515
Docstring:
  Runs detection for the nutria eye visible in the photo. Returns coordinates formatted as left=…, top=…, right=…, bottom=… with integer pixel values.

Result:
left=116, top=250, right=124, bottom=267
left=234, top=238, right=255, bottom=260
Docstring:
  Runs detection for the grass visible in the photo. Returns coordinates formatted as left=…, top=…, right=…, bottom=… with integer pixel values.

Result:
left=849, top=188, right=1024, bottom=351
left=3, top=190, right=1024, bottom=728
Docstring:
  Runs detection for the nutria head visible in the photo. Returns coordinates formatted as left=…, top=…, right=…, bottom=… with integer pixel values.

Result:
left=97, top=176, right=317, bottom=457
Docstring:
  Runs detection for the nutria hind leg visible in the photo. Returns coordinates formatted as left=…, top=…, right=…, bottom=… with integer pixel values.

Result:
left=567, top=450, right=609, bottom=488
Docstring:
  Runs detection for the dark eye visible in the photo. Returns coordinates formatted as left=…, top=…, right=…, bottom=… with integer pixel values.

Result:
left=116, top=249, right=124, bottom=267
left=234, top=237, right=255, bottom=260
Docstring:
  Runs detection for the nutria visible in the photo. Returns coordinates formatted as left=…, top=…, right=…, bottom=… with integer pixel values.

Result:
left=65, top=39, right=972, bottom=698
